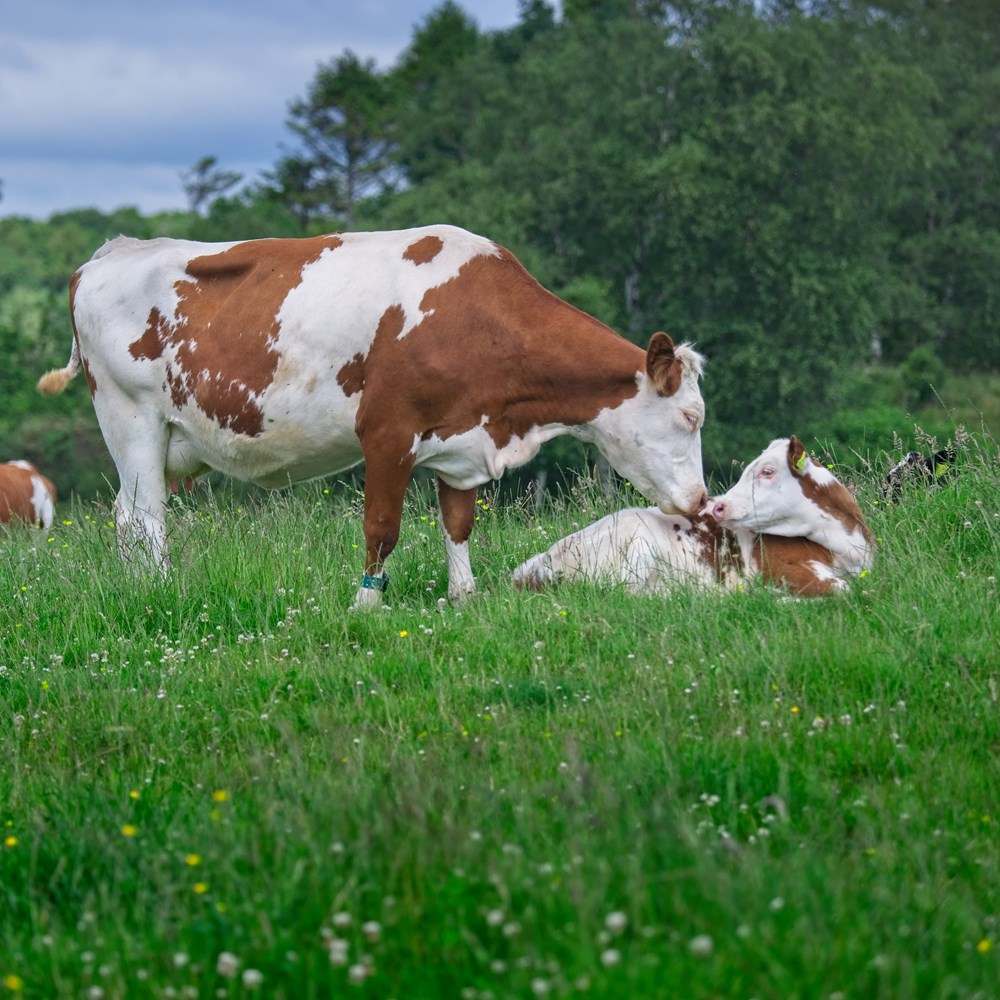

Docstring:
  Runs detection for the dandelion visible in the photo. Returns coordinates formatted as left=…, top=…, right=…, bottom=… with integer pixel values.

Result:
left=3, top=837, right=16, bottom=848
left=185, top=854, right=202, bottom=867
left=212, top=789, right=229, bottom=803
left=121, top=824, right=138, bottom=838
left=3, top=975, right=24, bottom=992
left=399, top=630, right=408, bottom=638
left=216, top=952, right=240, bottom=978
left=978, top=939, right=993, bottom=954
left=193, top=882, right=209, bottom=895
left=129, top=790, right=140, bottom=800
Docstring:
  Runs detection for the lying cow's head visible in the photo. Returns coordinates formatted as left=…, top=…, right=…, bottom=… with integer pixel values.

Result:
left=595, top=333, right=708, bottom=516
left=708, top=436, right=846, bottom=538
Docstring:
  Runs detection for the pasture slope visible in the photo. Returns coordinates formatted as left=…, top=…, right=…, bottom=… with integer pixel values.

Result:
left=1, top=436, right=998, bottom=999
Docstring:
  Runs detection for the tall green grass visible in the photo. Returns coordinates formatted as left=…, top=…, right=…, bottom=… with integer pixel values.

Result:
left=2, top=435, right=998, bottom=999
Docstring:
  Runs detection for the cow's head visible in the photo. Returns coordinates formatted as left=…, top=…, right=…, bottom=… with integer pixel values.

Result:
left=594, top=333, right=707, bottom=516
left=708, top=436, right=841, bottom=538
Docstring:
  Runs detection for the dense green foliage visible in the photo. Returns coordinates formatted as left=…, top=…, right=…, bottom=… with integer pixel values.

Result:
left=1, top=436, right=998, bottom=997
left=1, top=0, right=998, bottom=496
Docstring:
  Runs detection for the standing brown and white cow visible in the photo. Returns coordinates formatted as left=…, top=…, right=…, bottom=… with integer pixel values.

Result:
left=0, top=460, right=57, bottom=532
left=38, top=225, right=707, bottom=606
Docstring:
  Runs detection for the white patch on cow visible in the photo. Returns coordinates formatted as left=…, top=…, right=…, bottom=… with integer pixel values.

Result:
left=443, top=530, right=476, bottom=602
left=411, top=421, right=569, bottom=490
left=29, top=474, right=55, bottom=532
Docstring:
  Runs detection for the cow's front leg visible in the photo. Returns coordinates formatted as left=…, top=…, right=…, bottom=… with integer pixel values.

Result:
left=437, top=478, right=479, bottom=603
left=352, top=450, right=414, bottom=610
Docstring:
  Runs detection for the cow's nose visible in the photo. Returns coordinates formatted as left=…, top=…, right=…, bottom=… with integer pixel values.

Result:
left=711, top=500, right=727, bottom=521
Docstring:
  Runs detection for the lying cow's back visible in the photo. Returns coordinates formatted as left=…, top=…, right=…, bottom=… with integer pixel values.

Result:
left=0, top=461, right=57, bottom=531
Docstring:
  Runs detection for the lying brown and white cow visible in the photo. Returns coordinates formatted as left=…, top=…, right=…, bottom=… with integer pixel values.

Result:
left=38, top=225, right=708, bottom=606
left=0, top=460, right=57, bottom=532
left=513, top=437, right=874, bottom=597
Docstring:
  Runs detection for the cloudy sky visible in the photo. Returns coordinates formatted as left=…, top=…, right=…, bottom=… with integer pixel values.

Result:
left=0, top=0, right=523, bottom=220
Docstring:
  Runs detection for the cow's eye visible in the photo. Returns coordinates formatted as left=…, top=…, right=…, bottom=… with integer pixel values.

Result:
left=682, top=411, right=700, bottom=432
left=759, top=466, right=776, bottom=479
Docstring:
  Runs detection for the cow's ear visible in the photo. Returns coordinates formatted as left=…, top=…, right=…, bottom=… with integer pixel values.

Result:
left=788, top=436, right=810, bottom=476
left=646, top=332, right=682, bottom=397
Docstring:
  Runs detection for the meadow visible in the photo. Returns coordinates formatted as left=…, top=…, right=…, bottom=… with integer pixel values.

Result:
left=1, top=432, right=998, bottom=1000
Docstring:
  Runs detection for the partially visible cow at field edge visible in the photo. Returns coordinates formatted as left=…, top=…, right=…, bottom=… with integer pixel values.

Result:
left=0, top=461, right=57, bottom=532
left=38, top=225, right=708, bottom=607
left=882, top=448, right=956, bottom=501
left=513, top=437, right=874, bottom=597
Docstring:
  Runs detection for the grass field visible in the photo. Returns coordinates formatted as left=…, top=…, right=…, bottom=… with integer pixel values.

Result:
left=1, top=432, right=998, bottom=999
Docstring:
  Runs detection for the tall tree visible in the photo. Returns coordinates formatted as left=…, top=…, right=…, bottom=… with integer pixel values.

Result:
left=285, top=51, right=397, bottom=227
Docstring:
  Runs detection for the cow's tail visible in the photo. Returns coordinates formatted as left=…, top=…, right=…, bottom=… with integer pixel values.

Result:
left=37, top=338, right=81, bottom=396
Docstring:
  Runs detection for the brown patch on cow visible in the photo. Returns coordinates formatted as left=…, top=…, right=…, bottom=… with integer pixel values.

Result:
left=689, top=514, right=744, bottom=584
left=349, top=250, right=643, bottom=452
left=337, top=353, right=367, bottom=397
left=338, top=305, right=406, bottom=399
left=403, top=235, right=444, bottom=265
left=756, top=535, right=837, bottom=596
left=130, top=236, right=343, bottom=436
left=80, top=355, right=98, bottom=396
left=130, top=312, right=168, bottom=360
left=799, top=475, right=875, bottom=546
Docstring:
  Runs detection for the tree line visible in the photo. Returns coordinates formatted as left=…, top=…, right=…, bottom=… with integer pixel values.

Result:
left=1, top=0, right=996, bottom=497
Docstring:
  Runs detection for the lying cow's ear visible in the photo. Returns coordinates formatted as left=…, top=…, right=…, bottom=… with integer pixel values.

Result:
left=646, top=332, right=683, bottom=397
left=788, top=435, right=810, bottom=477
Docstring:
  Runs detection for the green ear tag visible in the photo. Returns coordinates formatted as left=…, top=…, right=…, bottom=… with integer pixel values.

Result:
left=933, top=461, right=950, bottom=479
left=795, top=451, right=809, bottom=472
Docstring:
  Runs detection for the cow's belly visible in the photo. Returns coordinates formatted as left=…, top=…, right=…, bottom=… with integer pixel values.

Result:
left=412, top=422, right=567, bottom=490
left=164, top=391, right=363, bottom=489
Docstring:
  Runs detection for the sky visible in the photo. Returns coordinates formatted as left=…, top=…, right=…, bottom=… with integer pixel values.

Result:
left=0, top=0, right=524, bottom=220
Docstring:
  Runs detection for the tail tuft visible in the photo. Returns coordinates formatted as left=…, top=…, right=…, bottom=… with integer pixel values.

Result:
left=37, top=368, right=75, bottom=396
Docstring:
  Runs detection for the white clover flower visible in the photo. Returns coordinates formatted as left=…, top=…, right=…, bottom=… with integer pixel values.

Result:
left=348, top=963, right=368, bottom=985
left=241, top=969, right=263, bottom=989
left=604, top=911, right=628, bottom=934
left=362, top=920, right=382, bottom=943
left=688, top=934, right=714, bottom=957
left=216, top=951, right=240, bottom=978
left=600, top=948, right=621, bottom=967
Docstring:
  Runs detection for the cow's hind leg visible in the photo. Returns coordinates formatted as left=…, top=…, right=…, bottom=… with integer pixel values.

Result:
left=437, top=478, right=478, bottom=603
left=104, top=413, right=171, bottom=575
